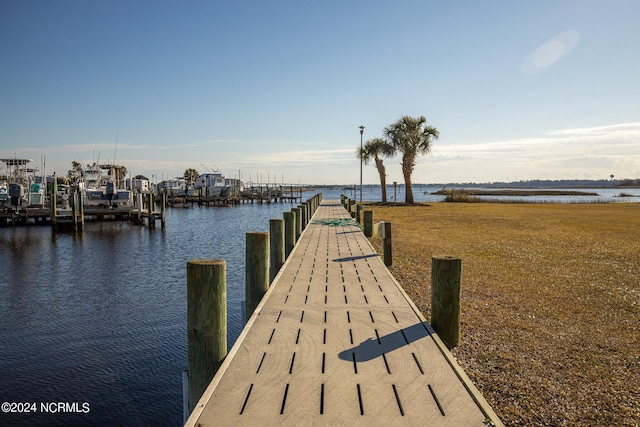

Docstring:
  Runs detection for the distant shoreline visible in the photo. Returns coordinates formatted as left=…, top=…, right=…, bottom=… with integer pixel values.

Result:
left=431, top=189, right=600, bottom=196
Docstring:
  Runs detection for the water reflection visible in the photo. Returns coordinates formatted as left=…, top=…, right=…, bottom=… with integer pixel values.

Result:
left=0, top=200, right=299, bottom=426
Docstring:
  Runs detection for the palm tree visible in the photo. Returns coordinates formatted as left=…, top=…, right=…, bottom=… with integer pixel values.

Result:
left=383, top=115, right=439, bottom=204
left=357, top=137, right=395, bottom=202
left=67, top=160, right=83, bottom=181
left=183, top=168, right=199, bottom=183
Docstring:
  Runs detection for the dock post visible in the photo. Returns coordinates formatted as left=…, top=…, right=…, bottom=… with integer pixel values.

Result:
left=307, top=199, right=314, bottom=218
left=356, top=204, right=362, bottom=224
left=382, top=221, right=392, bottom=266
left=71, top=190, right=77, bottom=229
left=49, top=182, right=57, bottom=227
left=78, top=189, right=84, bottom=229
left=283, top=211, right=295, bottom=258
left=187, top=259, right=227, bottom=413
left=72, top=188, right=84, bottom=231
left=292, top=207, right=302, bottom=241
left=298, top=204, right=307, bottom=229
left=246, top=232, right=269, bottom=322
left=431, top=256, right=462, bottom=349
left=270, top=219, right=285, bottom=283
left=137, top=192, right=143, bottom=224
left=363, top=210, right=373, bottom=237
left=160, top=190, right=166, bottom=228
left=149, top=192, right=155, bottom=227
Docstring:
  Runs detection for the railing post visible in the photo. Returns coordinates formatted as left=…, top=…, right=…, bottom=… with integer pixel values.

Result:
left=246, top=232, right=269, bottom=322
left=431, top=256, right=462, bottom=349
left=187, top=259, right=227, bottom=413
left=382, top=221, right=392, bottom=266
left=270, top=218, right=285, bottom=283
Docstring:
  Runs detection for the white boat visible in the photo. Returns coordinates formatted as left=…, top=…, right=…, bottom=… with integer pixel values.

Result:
left=221, top=178, right=243, bottom=197
left=0, top=185, right=9, bottom=206
left=78, top=164, right=132, bottom=207
left=162, top=178, right=195, bottom=197
left=56, top=184, right=71, bottom=207
left=26, top=181, right=46, bottom=206
left=0, top=158, right=46, bottom=207
left=194, top=173, right=225, bottom=198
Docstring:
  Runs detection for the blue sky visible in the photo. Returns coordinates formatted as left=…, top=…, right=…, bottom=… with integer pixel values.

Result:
left=1, top=0, right=639, bottom=184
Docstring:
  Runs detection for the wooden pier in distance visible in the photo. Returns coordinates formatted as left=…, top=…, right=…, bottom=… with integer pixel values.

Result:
left=186, top=200, right=502, bottom=426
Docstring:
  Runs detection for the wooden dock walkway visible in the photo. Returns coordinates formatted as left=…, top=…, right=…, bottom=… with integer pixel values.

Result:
left=186, top=200, right=502, bottom=426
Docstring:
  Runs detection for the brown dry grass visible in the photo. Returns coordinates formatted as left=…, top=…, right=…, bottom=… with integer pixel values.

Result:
left=367, top=202, right=640, bottom=426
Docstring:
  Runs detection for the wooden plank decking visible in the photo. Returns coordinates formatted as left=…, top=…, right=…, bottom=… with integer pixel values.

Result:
left=186, top=200, right=502, bottom=426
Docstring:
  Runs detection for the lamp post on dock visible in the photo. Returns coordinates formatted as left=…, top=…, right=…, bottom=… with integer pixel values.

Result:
left=359, top=125, right=364, bottom=204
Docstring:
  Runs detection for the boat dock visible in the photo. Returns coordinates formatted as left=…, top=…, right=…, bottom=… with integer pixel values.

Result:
left=168, top=185, right=303, bottom=206
left=186, top=199, right=502, bottom=426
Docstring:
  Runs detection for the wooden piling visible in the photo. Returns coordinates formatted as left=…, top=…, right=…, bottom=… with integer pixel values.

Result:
left=299, top=204, right=308, bottom=229
left=49, top=182, right=57, bottom=227
left=283, top=211, right=295, bottom=258
left=149, top=192, right=155, bottom=227
left=431, top=256, right=462, bottom=349
left=292, top=207, right=302, bottom=241
left=137, top=192, right=143, bottom=224
left=246, top=232, right=269, bottom=322
left=78, top=189, right=84, bottom=228
left=382, top=221, right=392, bottom=266
left=187, top=259, right=227, bottom=413
left=363, top=210, right=373, bottom=237
left=72, top=188, right=84, bottom=230
left=160, top=190, right=166, bottom=228
left=147, top=191, right=156, bottom=228
left=72, top=190, right=78, bottom=228
left=269, top=218, right=285, bottom=283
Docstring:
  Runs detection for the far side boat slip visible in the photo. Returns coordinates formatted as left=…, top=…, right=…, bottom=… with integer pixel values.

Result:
left=185, top=200, right=503, bottom=426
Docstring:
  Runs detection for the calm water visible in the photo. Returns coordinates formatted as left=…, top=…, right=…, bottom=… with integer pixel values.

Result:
left=0, top=197, right=309, bottom=426
left=1, top=187, right=638, bottom=426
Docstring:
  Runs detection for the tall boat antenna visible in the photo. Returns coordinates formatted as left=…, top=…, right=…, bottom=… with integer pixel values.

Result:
left=113, top=128, right=119, bottom=166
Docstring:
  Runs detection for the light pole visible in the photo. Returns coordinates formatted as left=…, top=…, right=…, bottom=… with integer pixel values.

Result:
left=359, top=125, right=365, bottom=203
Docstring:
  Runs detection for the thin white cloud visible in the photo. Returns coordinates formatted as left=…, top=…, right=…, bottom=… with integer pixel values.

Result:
left=234, top=148, right=355, bottom=167
left=425, top=122, right=640, bottom=181
left=522, top=30, right=580, bottom=76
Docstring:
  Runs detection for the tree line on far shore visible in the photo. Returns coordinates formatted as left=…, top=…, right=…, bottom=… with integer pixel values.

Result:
left=357, top=115, right=439, bottom=204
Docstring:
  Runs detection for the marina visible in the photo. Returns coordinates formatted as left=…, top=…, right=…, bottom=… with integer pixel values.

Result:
left=0, top=158, right=303, bottom=228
